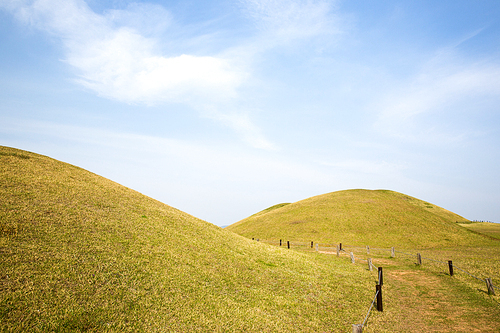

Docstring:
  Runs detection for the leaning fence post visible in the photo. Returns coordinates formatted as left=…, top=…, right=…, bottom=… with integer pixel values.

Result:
left=486, top=278, right=495, bottom=295
left=376, top=284, right=383, bottom=312
left=366, top=245, right=370, bottom=254
left=350, top=252, right=355, bottom=263
left=378, top=267, right=383, bottom=286
left=391, top=247, right=395, bottom=257
left=448, top=260, right=454, bottom=276
left=287, top=241, right=290, bottom=249
left=417, top=253, right=422, bottom=265
left=368, top=258, right=373, bottom=271
left=352, top=323, right=363, bottom=333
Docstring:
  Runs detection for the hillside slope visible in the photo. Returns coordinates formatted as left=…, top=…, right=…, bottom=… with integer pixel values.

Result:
left=0, top=146, right=376, bottom=332
left=226, top=189, right=487, bottom=249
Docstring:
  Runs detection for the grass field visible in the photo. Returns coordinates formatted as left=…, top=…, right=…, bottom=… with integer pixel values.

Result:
left=0, top=146, right=383, bottom=332
left=1, top=145, right=499, bottom=332
left=227, top=189, right=500, bottom=331
left=254, top=240, right=500, bottom=332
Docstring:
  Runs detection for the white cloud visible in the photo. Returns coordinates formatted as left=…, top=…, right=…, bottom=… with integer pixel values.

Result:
left=374, top=55, right=500, bottom=143
left=1, top=0, right=276, bottom=146
left=104, top=2, right=173, bottom=37
left=1, top=0, right=341, bottom=150
left=241, top=0, right=338, bottom=47
left=9, top=0, right=246, bottom=104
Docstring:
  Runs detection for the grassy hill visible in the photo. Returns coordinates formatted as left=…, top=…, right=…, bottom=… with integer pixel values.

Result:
left=1, top=146, right=380, bottom=332
left=458, top=221, right=500, bottom=240
left=226, top=189, right=489, bottom=249
left=226, top=190, right=500, bottom=331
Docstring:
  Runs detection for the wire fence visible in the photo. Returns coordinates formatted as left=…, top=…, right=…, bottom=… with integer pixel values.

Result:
left=254, top=239, right=497, bottom=290
left=362, top=289, right=379, bottom=327
left=253, top=238, right=498, bottom=331
left=393, top=250, right=498, bottom=291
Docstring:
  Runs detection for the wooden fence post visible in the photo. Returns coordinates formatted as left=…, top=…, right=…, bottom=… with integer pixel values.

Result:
left=366, top=245, right=370, bottom=254
left=391, top=247, right=395, bottom=258
left=315, top=243, right=319, bottom=252
left=378, top=267, right=383, bottom=286
left=340, top=243, right=343, bottom=251
left=368, top=258, right=373, bottom=271
left=350, top=252, right=355, bottom=263
left=486, top=278, right=495, bottom=295
left=336, top=245, right=340, bottom=257
left=311, top=241, right=314, bottom=249
left=417, top=253, right=422, bottom=265
left=352, top=323, right=363, bottom=333
left=287, top=241, right=290, bottom=249
left=376, top=284, right=383, bottom=312
left=448, top=260, right=454, bottom=276
left=280, top=239, right=282, bottom=246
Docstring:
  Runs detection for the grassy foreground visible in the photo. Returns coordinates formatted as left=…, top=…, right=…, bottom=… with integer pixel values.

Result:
left=226, top=189, right=489, bottom=249
left=1, top=146, right=380, bottom=332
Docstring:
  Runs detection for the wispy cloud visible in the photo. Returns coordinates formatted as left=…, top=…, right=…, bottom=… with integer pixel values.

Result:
left=2, top=0, right=263, bottom=143
left=241, top=0, right=339, bottom=45
left=374, top=50, right=500, bottom=143
left=7, top=0, right=245, bottom=104
left=1, top=0, right=340, bottom=150
left=210, top=111, right=276, bottom=150
left=320, top=158, right=406, bottom=176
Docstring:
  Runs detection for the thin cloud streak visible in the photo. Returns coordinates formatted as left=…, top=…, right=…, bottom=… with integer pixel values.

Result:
left=0, top=117, right=328, bottom=186
left=241, top=0, right=339, bottom=44
left=374, top=53, right=500, bottom=143
left=320, top=158, right=407, bottom=176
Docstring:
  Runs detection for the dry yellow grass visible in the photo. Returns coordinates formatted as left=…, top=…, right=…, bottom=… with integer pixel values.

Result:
left=2, top=145, right=498, bottom=332
left=0, top=146, right=379, bottom=332
left=458, top=222, right=500, bottom=240
left=226, top=189, right=489, bottom=249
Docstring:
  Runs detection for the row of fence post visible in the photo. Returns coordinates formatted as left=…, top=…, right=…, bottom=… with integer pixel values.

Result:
left=258, top=238, right=496, bottom=300
left=277, top=239, right=495, bottom=295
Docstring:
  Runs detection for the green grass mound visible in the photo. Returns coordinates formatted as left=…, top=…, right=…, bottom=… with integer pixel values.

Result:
left=0, top=146, right=376, bottom=332
left=226, top=189, right=490, bottom=249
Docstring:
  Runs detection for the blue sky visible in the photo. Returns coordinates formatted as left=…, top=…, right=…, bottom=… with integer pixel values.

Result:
left=1, top=0, right=500, bottom=226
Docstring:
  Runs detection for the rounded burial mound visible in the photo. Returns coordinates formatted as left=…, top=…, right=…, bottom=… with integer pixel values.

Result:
left=226, top=189, right=483, bottom=249
left=0, top=146, right=378, bottom=332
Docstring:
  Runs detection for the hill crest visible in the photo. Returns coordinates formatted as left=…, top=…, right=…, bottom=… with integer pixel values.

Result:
left=226, top=189, right=480, bottom=249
